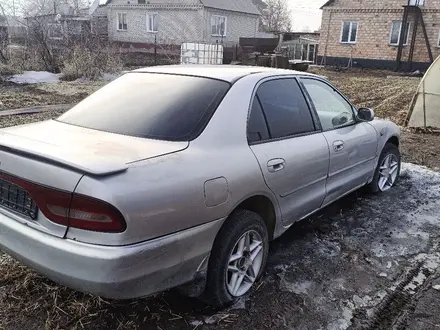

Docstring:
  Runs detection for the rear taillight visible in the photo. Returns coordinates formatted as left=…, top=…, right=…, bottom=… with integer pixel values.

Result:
left=0, top=172, right=126, bottom=233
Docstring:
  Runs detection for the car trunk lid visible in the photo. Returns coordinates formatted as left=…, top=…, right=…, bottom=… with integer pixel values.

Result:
left=0, top=120, right=189, bottom=176
left=0, top=120, right=188, bottom=237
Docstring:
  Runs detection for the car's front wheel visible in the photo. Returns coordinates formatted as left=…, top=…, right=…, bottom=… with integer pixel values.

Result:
left=368, top=142, right=401, bottom=193
left=202, top=209, right=269, bottom=308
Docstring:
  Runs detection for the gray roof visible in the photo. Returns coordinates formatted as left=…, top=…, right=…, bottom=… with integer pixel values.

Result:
left=104, top=0, right=261, bottom=15
left=320, top=0, right=334, bottom=9
left=201, top=0, right=261, bottom=15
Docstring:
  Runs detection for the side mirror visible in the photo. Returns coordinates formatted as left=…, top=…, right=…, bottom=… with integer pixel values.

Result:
left=357, top=108, right=375, bottom=122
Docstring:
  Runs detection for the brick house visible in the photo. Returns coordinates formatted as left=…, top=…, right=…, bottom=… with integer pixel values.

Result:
left=106, top=0, right=261, bottom=47
left=318, top=0, right=440, bottom=70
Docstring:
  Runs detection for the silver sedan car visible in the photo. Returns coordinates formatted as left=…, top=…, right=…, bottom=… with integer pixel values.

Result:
left=0, top=65, right=400, bottom=307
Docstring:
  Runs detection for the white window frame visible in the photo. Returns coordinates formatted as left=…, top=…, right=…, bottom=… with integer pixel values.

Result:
left=389, top=21, right=411, bottom=46
left=340, top=21, right=358, bottom=44
left=146, top=12, right=158, bottom=33
left=438, top=29, right=440, bottom=47
left=48, top=23, right=63, bottom=40
left=116, top=12, right=127, bottom=31
left=211, top=15, right=227, bottom=37
left=409, top=0, right=424, bottom=6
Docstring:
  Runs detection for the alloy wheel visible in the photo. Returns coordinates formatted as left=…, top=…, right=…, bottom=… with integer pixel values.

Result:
left=378, top=153, right=399, bottom=191
left=226, top=230, right=264, bottom=297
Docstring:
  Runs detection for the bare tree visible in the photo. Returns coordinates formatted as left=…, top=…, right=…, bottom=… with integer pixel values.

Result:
left=261, top=0, right=292, bottom=33
left=0, top=2, right=8, bottom=62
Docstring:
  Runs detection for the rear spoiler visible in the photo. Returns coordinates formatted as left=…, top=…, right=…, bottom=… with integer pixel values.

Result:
left=0, top=132, right=128, bottom=176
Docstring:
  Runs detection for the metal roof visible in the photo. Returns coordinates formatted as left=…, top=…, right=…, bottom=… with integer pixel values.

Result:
left=200, top=0, right=261, bottom=15
left=320, top=0, right=335, bottom=9
left=105, top=0, right=260, bottom=15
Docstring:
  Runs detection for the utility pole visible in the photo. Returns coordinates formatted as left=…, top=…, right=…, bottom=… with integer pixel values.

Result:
left=12, top=0, right=16, bottom=16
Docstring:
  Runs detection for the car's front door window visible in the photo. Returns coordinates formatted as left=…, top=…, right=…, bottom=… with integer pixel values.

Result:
left=301, top=78, right=355, bottom=131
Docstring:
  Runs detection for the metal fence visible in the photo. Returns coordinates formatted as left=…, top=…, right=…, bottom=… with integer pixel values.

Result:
left=119, top=36, right=229, bottom=66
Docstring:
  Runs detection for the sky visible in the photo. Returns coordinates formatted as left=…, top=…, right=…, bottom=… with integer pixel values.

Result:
left=289, top=0, right=327, bottom=32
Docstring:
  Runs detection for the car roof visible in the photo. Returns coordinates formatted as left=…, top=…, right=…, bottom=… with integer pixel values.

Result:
left=133, top=65, right=317, bottom=83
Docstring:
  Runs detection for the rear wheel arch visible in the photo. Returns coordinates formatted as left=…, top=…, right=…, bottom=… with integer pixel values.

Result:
left=230, top=195, right=277, bottom=240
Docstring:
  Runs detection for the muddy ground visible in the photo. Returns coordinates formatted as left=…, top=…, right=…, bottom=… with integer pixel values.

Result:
left=0, top=69, right=440, bottom=329
left=1, top=164, right=440, bottom=330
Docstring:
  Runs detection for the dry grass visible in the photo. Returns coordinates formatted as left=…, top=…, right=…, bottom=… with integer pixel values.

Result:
left=0, top=252, right=181, bottom=329
left=0, top=81, right=105, bottom=111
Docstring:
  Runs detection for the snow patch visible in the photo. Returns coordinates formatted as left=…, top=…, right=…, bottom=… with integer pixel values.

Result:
left=328, top=301, right=355, bottom=330
left=279, top=279, right=313, bottom=295
left=204, top=316, right=218, bottom=324
left=9, top=71, right=62, bottom=84
left=353, top=294, right=372, bottom=308
left=413, top=253, right=440, bottom=271
left=189, top=320, right=203, bottom=327
left=102, top=72, right=119, bottom=81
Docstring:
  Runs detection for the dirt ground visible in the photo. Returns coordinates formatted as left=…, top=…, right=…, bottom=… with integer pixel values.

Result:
left=2, top=164, right=440, bottom=330
left=0, top=68, right=440, bottom=330
left=0, top=80, right=104, bottom=111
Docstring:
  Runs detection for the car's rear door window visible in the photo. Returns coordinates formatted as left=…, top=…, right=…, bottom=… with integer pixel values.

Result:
left=255, top=78, right=316, bottom=139
left=247, top=97, right=270, bottom=143
left=57, top=73, right=230, bottom=141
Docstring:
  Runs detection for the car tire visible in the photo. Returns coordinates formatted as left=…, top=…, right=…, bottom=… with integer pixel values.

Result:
left=202, top=209, right=269, bottom=308
left=368, top=142, right=401, bottom=193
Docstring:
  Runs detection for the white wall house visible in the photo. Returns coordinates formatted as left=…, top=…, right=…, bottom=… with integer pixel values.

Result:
left=106, top=0, right=261, bottom=46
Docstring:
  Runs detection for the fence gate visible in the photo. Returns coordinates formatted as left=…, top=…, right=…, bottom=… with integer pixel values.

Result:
left=181, top=42, right=223, bottom=65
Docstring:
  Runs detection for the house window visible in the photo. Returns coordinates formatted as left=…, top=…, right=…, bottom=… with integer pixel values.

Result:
left=409, top=0, right=424, bottom=6
left=48, top=23, right=63, bottom=40
left=70, top=21, right=82, bottom=35
left=340, top=21, right=358, bottom=44
left=117, top=13, right=127, bottom=31
left=211, top=15, right=227, bottom=36
left=147, top=13, right=158, bottom=32
left=138, top=0, right=146, bottom=3
left=390, top=21, right=410, bottom=45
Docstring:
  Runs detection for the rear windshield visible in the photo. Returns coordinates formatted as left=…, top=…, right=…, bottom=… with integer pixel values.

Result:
left=57, top=72, right=230, bottom=141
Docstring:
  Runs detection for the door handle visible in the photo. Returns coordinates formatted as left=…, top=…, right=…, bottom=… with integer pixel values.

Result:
left=333, top=141, right=345, bottom=152
left=267, top=158, right=285, bottom=173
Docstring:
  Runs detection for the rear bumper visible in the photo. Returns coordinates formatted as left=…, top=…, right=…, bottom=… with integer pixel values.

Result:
left=0, top=212, right=225, bottom=299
